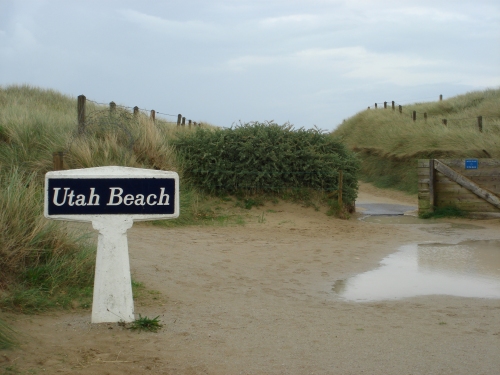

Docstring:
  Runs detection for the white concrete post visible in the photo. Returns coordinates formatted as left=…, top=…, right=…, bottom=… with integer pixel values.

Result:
left=92, top=217, right=134, bottom=323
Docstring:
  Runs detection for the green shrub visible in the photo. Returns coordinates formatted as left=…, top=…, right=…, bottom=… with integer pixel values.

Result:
left=173, top=121, right=360, bottom=206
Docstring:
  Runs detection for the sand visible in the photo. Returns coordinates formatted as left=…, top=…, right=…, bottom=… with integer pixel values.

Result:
left=2, top=182, right=500, bottom=374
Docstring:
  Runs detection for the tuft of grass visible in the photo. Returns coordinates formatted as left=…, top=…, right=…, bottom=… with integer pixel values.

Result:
left=419, top=206, right=467, bottom=219
left=326, top=200, right=350, bottom=220
left=0, top=318, right=17, bottom=350
left=128, top=314, right=163, bottom=332
left=236, top=197, right=264, bottom=210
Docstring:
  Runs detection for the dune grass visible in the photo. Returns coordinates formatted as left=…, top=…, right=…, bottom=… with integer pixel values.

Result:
left=0, top=85, right=194, bottom=316
left=332, top=88, right=500, bottom=193
left=335, top=88, right=500, bottom=158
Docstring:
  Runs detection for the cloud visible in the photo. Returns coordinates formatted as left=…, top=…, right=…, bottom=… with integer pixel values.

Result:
left=225, top=46, right=500, bottom=87
left=384, top=6, right=470, bottom=23
left=294, top=47, right=441, bottom=78
left=227, top=55, right=283, bottom=71
left=118, top=9, right=220, bottom=38
left=0, top=22, right=38, bottom=57
left=259, top=14, right=320, bottom=27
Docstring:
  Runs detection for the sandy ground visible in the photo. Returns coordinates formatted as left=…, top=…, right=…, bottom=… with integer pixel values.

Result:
left=2, top=183, right=500, bottom=375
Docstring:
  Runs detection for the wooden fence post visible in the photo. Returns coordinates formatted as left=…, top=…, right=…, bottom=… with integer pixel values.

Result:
left=367, top=107, right=370, bottom=110
left=413, top=111, right=416, bottom=122
left=392, top=101, right=395, bottom=110
left=442, top=119, right=447, bottom=126
left=338, top=171, right=343, bottom=208
left=150, top=110, right=155, bottom=122
left=429, top=159, right=435, bottom=211
left=439, top=94, right=443, bottom=101
left=399, top=105, right=402, bottom=114
left=133, top=106, right=139, bottom=117
left=194, top=122, right=197, bottom=127
left=77, top=95, right=86, bottom=134
left=110, top=102, right=116, bottom=113
left=177, top=114, right=182, bottom=126
left=375, top=103, right=377, bottom=109
left=478, top=116, right=483, bottom=132
left=182, top=117, right=186, bottom=126
left=384, top=101, right=387, bottom=109
left=424, top=113, right=427, bottom=122
left=188, top=120, right=192, bottom=128
left=53, top=151, right=64, bottom=171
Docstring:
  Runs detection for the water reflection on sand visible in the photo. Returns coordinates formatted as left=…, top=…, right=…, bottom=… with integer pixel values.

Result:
left=334, top=240, right=500, bottom=301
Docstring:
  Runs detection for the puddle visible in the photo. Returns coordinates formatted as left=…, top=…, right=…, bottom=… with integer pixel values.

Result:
left=333, top=240, right=500, bottom=301
left=360, top=215, right=487, bottom=228
left=356, top=203, right=416, bottom=216
left=361, top=215, right=432, bottom=224
left=419, top=223, right=486, bottom=235
left=449, top=223, right=485, bottom=230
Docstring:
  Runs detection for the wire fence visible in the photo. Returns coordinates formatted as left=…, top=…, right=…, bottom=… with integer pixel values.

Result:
left=366, top=97, right=498, bottom=132
left=79, top=95, right=202, bottom=133
left=53, top=94, right=201, bottom=170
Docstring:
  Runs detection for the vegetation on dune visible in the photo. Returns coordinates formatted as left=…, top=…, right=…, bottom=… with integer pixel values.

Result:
left=335, top=88, right=500, bottom=158
left=332, top=88, right=500, bottom=193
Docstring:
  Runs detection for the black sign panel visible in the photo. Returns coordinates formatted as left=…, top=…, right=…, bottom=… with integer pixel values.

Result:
left=47, top=178, right=176, bottom=215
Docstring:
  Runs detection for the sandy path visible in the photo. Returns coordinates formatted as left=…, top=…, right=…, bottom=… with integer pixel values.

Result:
left=3, top=184, right=500, bottom=374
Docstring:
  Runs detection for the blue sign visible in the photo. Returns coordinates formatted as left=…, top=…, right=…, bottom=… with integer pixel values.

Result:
left=47, top=178, right=176, bottom=215
left=465, top=159, right=478, bottom=170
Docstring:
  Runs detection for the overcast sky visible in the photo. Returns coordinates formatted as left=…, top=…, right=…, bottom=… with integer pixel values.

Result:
left=1, top=0, right=499, bottom=131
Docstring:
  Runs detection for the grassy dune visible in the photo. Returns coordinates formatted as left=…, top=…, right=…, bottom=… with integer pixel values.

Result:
left=332, top=88, right=500, bottom=193
left=0, top=85, right=190, bottom=315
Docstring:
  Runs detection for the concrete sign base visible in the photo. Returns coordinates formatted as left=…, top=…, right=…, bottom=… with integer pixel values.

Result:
left=92, top=217, right=135, bottom=323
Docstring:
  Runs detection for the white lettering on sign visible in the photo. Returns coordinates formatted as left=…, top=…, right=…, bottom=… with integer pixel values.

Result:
left=107, top=187, right=124, bottom=206
left=158, top=188, right=170, bottom=206
left=147, top=194, right=157, bottom=205
left=107, top=187, right=169, bottom=206
left=53, top=187, right=101, bottom=207
left=52, top=187, right=170, bottom=207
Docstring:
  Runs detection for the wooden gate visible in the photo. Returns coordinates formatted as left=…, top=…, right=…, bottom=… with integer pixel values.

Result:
left=418, top=159, right=500, bottom=215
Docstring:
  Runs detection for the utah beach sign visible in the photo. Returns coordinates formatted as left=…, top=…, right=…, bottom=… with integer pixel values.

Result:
left=44, top=166, right=179, bottom=323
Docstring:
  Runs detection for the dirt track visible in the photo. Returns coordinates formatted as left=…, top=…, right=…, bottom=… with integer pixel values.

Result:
left=2, top=183, right=500, bottom=374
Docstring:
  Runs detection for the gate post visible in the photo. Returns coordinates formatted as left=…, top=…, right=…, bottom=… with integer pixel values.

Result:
left=418, top=159, right=433, bottom=216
